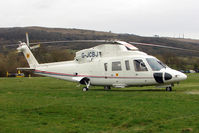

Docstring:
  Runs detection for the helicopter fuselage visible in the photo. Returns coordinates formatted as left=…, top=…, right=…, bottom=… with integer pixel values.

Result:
left=29, top=44, right=187, bottom=88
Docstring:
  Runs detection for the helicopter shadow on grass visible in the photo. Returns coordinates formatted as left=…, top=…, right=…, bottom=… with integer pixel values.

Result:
left=89, top=88, right=174, bottom=92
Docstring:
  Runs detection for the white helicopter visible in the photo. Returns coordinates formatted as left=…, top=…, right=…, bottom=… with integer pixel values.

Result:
left=17, top=33, right=188, bottom=91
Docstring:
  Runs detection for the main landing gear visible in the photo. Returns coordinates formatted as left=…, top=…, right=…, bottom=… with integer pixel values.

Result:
left=82, top=87, right=88, bottom=92
left=166, top=86, right=172, bottom=91
left=82, top=80, right=90, bottom=92
left=104, top=86, right=111, bottom=90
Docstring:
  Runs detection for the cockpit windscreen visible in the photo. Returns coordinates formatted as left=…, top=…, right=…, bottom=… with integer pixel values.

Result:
left=146, top=58, right=166, bottom=71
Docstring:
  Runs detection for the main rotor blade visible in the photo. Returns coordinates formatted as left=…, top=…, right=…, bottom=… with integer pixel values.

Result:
left=29, top=40, right=109, bottom=45
left=3, top=39, right=199, bottom=54
left=129, top=42, right=199, bottom=53
left=3, top=43, right=19, bottom=47
left=2, top=40, right=111, bottom=48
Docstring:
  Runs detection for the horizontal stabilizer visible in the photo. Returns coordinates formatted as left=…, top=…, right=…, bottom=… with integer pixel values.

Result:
left=30, top=44, right=40, bottom=50
left=17, top=67, right=35, bottom=71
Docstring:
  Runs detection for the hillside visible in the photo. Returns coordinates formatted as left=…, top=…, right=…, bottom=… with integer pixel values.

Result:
left=0, top=27, right=199, bottom=75
left=0, top=27, right=199, bottom=57
left=166, top=37, right=199, bottom=44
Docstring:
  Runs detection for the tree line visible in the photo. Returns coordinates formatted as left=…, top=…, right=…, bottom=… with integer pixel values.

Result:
left=0, top=47, right=75, bottom=77
left=0, top=46, right=198, bottom=77
left=0, top=27, right=199, bottom=76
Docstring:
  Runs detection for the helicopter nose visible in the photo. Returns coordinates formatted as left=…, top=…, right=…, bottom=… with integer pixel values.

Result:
left=165, top=69, right=187, bottom=82
left=173, top=71, right=187, bottom=81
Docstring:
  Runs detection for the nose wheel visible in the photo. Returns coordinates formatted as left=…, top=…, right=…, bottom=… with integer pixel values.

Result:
left=166, top=87, right=172, bottom=91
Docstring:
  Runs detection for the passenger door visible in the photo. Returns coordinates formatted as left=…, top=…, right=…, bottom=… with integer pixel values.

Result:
left=132, top=59, right=151, bottom=85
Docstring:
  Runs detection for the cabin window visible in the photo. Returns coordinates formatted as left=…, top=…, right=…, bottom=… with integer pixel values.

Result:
left=125, top=60, right=130, bottom=70
left=104, top=63, right=108, bottom=71
left=112, top=61, right=122, bottom=71
left=133, top=59, right=148, bottom=71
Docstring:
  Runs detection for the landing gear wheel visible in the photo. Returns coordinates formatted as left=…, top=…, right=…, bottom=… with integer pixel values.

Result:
left=82, top=87, right=88, bottom=92
left=166, top=87, right=172, bottom=91
left=104, top=86, right=111, bottom=90
left=81, top=78, right=90, bottom=92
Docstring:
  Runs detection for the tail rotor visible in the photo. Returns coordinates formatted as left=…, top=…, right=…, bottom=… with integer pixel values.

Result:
left=25, top=32, right=40, bottom=50
left=26, top=32, right=30, bottom=47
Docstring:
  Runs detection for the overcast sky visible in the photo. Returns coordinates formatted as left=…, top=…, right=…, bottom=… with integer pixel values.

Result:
left=0, top=0, right=199, bottom=39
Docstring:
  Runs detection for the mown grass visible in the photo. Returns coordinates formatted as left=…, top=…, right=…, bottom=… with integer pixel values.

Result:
left=0, top=73, right=199, bottom=133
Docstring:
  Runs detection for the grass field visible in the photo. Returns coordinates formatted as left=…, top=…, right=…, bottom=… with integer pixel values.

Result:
left=0, top=74, right=199, bottom=133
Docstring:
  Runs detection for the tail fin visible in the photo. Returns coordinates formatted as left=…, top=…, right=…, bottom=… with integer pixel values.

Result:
left=17, top=42, right=39, bottom=68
